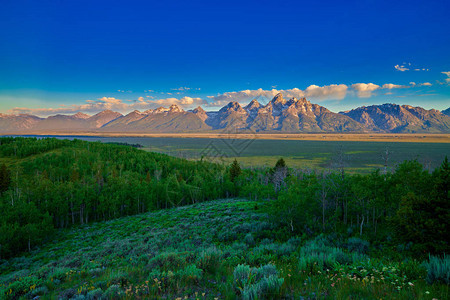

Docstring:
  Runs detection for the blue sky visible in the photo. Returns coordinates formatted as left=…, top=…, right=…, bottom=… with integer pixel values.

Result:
left=1, top=0, right=449, bottom=115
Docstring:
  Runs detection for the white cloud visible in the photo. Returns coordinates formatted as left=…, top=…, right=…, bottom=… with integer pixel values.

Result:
left=350, top=83, right=380, bottom=98
left=206, top=84, right=349, bottom=107
left=441, top=71, right=450, bottom=83
left=8, top=96, right=207, bottom=116
left=206, top=88, right=281, bottom=106
left=6, top=81, right=421, bottom=116
left=381, top=83, right=405, bottom=89
left=395, top=63, right=429, bottom=72
left=171, top=87, right=192, bottom=91
left=395, top=64, right=409, bottom=72
left=150, top=96, right=206, bottom=107
left=304, top=84, right=348, bottom=100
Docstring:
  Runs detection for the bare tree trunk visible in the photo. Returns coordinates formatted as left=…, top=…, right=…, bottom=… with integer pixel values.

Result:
left=71, top=202, right=74, bottom=225
left=360, top=215, right=364, bottom=236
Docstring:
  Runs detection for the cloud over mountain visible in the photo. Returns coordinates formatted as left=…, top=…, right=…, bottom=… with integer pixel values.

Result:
left=351, top=83, right=380, bottom=98
left=9, top=96, right=207, bottom=116
left=2, top=93, right=449, bottom=134
left=5, top=81, right=431, bottom=117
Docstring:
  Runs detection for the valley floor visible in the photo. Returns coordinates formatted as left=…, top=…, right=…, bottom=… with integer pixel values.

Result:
left=3, top=132, right=450, bottom=143
left=0, top=198, right=447, bottom=299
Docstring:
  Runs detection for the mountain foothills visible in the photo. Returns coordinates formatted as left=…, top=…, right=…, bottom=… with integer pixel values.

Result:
left=1, top=93, right=450, bottom=133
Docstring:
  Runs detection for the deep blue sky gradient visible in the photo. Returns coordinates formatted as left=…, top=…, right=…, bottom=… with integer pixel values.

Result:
left=1, top=0, right=449, bottom=113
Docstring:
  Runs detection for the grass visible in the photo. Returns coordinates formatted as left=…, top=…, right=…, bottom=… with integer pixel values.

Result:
left=1, top=198, right=448, bottom=299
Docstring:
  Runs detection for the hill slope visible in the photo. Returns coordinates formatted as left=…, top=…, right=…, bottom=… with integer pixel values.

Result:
left=1, top=198, right=447, bottom=299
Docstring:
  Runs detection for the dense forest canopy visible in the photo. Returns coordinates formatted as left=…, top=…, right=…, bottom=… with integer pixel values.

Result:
left=0, top=137, right=448, bottom=260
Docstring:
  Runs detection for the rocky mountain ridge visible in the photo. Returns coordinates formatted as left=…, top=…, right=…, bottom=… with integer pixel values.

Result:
left=1, top=94, right=449, bottom=133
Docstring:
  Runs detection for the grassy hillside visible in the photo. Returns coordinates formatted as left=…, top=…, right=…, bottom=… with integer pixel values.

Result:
left=0, top=198, right=448, bottom=299
left=0, top=138, right=448, bottom=299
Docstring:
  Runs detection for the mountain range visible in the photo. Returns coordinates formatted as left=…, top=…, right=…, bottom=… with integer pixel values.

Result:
left=1, top=93, right=449, bottom=133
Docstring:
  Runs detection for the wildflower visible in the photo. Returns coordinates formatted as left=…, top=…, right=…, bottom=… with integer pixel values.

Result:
left=331, top=283, right=335, bottom=287
left=408, top=282, right=414, bottom=286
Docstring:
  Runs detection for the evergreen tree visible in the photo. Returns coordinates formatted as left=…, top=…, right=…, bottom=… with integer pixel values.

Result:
left=432, top=156, right=449, bottom=201
left=229, top=159, right=241, bottom=182
left=392, top=157, right=450, bottom=255
left=0, top=164, right=11, bottom=194
left=272, top=158, right=288, bottom=192
left=274, top=158, right=286, bottom=169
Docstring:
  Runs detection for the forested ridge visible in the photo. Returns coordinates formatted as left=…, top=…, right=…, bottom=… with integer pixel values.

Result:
left=0, top=137, right=231, bottom=258
left=0, top=137, right=448, bottom=259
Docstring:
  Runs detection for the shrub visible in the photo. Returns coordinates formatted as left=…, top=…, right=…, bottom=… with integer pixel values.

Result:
left=233, top=264, right=252, bottom=289
left=287, top=236, right=302, bottom=247
left=104, top=284, right=125, bottom=298
left=260, top=238, right=273, bottom=245
left=89, top=267, right=105, bottom=277
left=398, top=258, right=426, bottom=280
left=242, top=275, right=284, bottom=300
left=276, top=243, right=296, bottom=256
left=217, top=229, right=237, bottom=242
left=197, top=246, right=222, bottom=274
left=298, top=239, right=363, bottom=272
left=87, top=288, right=103, bottom=299
left=176, top=264, right=203, bottom=285
left=232, top=242, right=248, bottom=251
left=244, top=233, right=255, bottom=247
left=346, top=237, right=370, bottom=254
left=59, top=288, right=77, bottom=299
left=48, top=267, right=70, bottom=282
left=254, top=264, right=278, bottom=281
left=2, top=276, right=42, bottom=299
left=236, top=222, right=253, bottom=233
left=106, top=270, right=129, bottom=286
left=424, top=254, right=450, bottom=284
left=233, top=264, right=284, bottom=299
left=149, top=252, right=186, bottom=271
left=25, top=285, right=49, bottom=298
